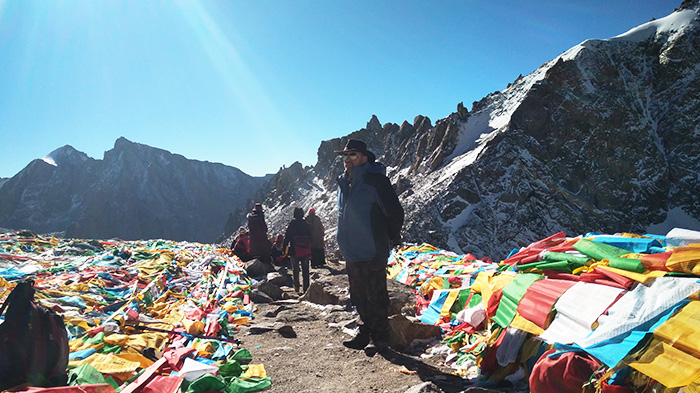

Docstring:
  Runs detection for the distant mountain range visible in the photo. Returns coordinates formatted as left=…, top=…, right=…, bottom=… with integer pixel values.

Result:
left=2, top=1, right=699, bottom=260
left=0, top=137, right=269, bottom=243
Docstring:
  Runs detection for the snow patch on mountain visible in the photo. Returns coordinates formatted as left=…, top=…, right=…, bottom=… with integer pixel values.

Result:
left=610, top=8, right=698, bottom=43
left=42, top=156, right=58, bottom=167
left=42, top=145, right=89, bottom=168
left=443, top=57, right=555, bottom=178
left=647, top=207, right=700, bottom=235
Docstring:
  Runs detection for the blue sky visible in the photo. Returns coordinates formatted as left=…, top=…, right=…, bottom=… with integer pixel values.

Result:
left=0, top=0, right=681, bottom=178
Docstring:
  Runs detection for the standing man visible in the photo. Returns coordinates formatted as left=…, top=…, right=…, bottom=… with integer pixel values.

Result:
left=283, top=207, right=313, bottom=294
left=335, top=139, right=404, bottom=356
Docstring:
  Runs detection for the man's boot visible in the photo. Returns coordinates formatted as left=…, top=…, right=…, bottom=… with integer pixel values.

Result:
left=342, top=332, right=370, bottom=350
left=363, top=338, right=389, bottom=357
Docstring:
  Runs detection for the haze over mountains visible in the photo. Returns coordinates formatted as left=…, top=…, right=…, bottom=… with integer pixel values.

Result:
left=2, top=0, right=700, bottom=260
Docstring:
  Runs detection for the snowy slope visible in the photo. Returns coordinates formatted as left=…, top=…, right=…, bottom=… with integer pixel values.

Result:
left=250, top=2, right=700, bottom=261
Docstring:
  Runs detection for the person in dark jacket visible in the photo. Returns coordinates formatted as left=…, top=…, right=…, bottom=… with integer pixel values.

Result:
left=335, top=139, right=404, bottom=357
left=305, top=208, right=326, bottom=267
left=247, top=203, right=272, bottom=264
left=283, top=207, right=313, bottom=293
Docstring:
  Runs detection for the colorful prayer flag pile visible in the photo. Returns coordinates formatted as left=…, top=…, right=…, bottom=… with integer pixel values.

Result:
left=388, top=228, right=700, bottom=392
left=0, top=232, right=269, bottom=393
left=4, top=226, right=700, bottom=392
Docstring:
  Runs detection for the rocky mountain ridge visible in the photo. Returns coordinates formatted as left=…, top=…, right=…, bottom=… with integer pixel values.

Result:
left=0, top=137, right=269, bottom=243
left=234, top=1, right=700, bottom=260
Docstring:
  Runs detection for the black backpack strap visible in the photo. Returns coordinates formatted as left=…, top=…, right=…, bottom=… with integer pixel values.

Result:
left=0, top=279, right=35, bottom=320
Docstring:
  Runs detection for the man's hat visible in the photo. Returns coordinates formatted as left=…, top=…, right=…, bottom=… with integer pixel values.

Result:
left=334, top=139, right=376, bottom=162
left=252, top=203, right=264, bottom=212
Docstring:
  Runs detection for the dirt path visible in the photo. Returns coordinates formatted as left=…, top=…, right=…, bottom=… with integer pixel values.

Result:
left=234, top=261, right=509, bottom=393
left=238, top=301, right=468, bottom=393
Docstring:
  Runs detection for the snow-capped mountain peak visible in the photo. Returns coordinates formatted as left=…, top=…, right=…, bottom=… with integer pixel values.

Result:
left=42, top=145, right=89, bottom=167
left=610, top=5, right=698, bottom=43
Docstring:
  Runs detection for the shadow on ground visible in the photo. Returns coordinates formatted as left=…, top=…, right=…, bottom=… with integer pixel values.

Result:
left=380, top=349, right=467, bottom=393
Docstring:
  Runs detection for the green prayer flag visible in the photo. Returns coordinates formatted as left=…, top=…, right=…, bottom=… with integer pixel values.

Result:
left=492, top=273, right=542, bottom=328
left=574, top=239, right=644, bottom=272
left=231, top=348, right=252, bottom=363
left=218, top=360, right=244, bottom=379
left=543, top=251, right=589, bottom=266
left=67, top=363, right=118, bottom=389
left=185, top=374, right=226, bottom=393
left=607, top=256, right=644, bottom=273
left=85, top=331, right=105, bottom=345
left=468, top=293, right=482, bottom=309
left=229, top=377, right=272, bottom=393
left=573, top=238, right=628, bottom=260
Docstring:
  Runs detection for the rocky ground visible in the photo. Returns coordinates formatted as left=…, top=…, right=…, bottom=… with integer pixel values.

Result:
left=235, top=259, right=515, bottom=393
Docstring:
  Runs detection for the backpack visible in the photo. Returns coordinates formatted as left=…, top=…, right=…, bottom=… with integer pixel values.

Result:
left=0, top=279, right=69, bottom=390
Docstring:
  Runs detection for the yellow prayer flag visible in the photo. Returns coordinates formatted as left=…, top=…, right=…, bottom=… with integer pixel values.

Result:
left=243, top=363, right=267, bottom=379
left=510, top=314, right=545, bottom=336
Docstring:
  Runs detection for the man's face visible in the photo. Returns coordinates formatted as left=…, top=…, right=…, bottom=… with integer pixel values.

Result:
left=342, top=152, right=368, bottom=173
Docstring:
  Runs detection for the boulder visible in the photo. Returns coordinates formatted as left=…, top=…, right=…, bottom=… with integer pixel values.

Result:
left=300, top=281, right=341, bottom=305
left=266, top=271, right=290, bottom=287
left=387, top=278, right=417, bottom=316
left=276, top=308, right=317, bottom=323
left=245, top=259, right=273, bottom=278
left=304, top=269, right=415, bottom=315
left=254, top=281, right=284, bottom=300
left=261, top=305, right=289, bottom=318
left=388, top=314, right=442, bottom=352
left=249, top=289, right=273, bottom=304
left=247, top=321, right=296, bottom=338
left=403, top=382, right=441, bottom=393
left=277, top=325, right=297, bottom=338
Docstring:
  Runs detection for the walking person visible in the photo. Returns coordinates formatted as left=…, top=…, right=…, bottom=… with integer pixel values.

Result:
left=335, top=139, right=404, bottom=356
left=283, top=207, right=313, bottom=294
left=305, top=208, right=326, bottom=267
left=247, top=203, right=272, bottom=264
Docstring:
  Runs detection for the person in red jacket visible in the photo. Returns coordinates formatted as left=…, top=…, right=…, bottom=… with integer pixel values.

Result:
left=231, top=228, right=251, bottom=262
left=283, top=207, right=313, bottom=293
left=270, top=233, right=288, bottom=266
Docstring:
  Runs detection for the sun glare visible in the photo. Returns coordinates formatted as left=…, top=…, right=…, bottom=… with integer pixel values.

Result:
left=173, top=2, right=291, bottom=142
